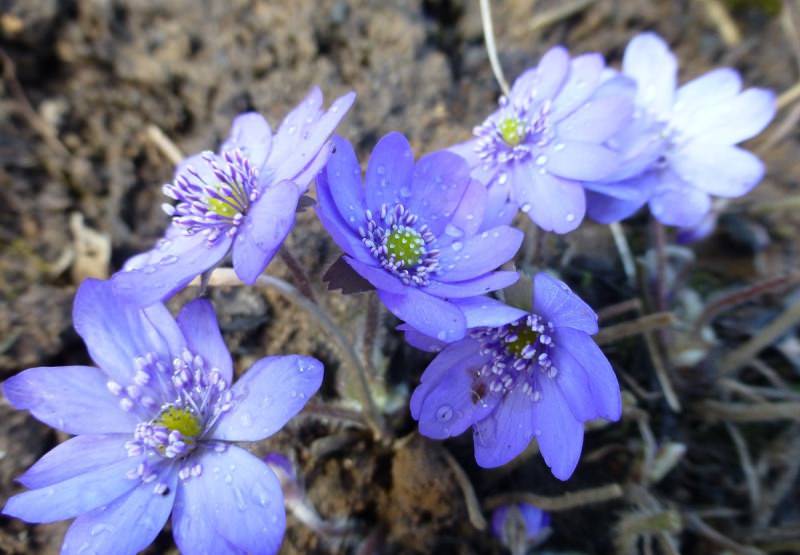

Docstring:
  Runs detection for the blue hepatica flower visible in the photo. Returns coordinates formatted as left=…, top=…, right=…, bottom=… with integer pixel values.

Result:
left=2, top=279, right=324, bottom=555
left=492, top=502, right=550, bottom=552
left=585, top=33, right=776, bottom=228
left=452, top=46, right=634, bottom=233
left=316, top=132, right=524, bottom=342
left=113, top=87, right=355, bottom=306
left=410, top=273, right=621, bottom=479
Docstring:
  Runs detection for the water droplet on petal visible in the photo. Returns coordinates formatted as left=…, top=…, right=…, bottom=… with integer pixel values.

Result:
left=565, top=213, right=576, bottom=223
left=436, top=405, right=454, bottom=422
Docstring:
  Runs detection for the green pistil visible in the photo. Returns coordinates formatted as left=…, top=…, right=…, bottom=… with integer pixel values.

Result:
left=505, top=325, right=540, bottom=357
left=386, top=228, right=424, bottom=267
left=207, top=196, right=237, bottom=218
left=498, top=117, right=525, bottom=146
left=156, top=406, right=202, bottom=439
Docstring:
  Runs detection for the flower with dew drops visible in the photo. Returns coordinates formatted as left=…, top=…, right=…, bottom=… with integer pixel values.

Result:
left=112, top=87, right=355, bottom=307
left=450, top=46, right=634, bottom=233
left=584, top=33, right=776, bottom=230
left=2, top=279, right=324, bottom=555
left=410, top=272, right=621, bottom=479
left=316, top=132, right=524, bottom=342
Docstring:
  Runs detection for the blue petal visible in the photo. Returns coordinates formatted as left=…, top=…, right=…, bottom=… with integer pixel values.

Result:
left=18, top=434, right=128, bottom=489
left=176, top=299, right=234, bottom=385
left=422, top=271, right=519, bottom=299
left=365, top=132, right=415, bottom=214
left=437, top=226, right=522, bottom=282
left=511, top=46, right=570, bottom=102
left=172, top=446, right=285, bottom=555
left=473, top=384, right=536, bottom=468
left=3, top=456, right=144, bottom=523
left=378, top=288, right=466, bottom=343
left=533, top=272, right=598, bottom=334
left=407, top=150, right=471, bottom=236
left=75, top=278, right=186, bottom=385
left=3, top=366, right=141, bottom=434
left=512, top=164, right=585, bottom=233
left=531, top=376, right=585, bottom=480
left=452, top=296, right=527, bottom=329
left=326, top=135, right=366, bottom=231
left=410, top=339, right=482, bottom=418
left=315, top=168, right=373, bottom=263
left=211, top=355, right=323, bottom=441
left=61, top=465, right=177, bottom=555
left=221, top=112, right=272, bottom=171
left=551, top=53, right=605, bottom=120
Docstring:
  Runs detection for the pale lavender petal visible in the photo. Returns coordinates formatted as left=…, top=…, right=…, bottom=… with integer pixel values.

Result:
left=551, top=53, right=605, bottom=120
left=407, top=150, right=471, bottom=236
left=365, top=132, right=415, bottom=213
left=232, top=181, right=300, bottom=285
left=557, top=95, right=633, bottom=143
left=443, top=178, right=487, bottom=239
left=510, top=46, right=571, bottom=102
left=531, top=376, right=584, bottom=480
left=473, top=384, right=535, bottom=468
left=76, top=278, right=186, bottom=384
left=679, top=88, right=776, bottom=144
left=399, top=324, right=448, bottom=353
left=3, top=366, right=140, bottom=434
left=114, top=230, right=233, bottom=307
left=482, top=177, right=517, bottom=229
left=437, top=226, right=522, bottom=282
left=172, top=446, right=285, bottom=555
left=545, top=141, right=619, bottom=181
left=61, top=465, right=177, bottom=555
left=533, top=272, right=598, bottom=334
left=222, top=112, right=272, bottom=171
left=585, top=190, right=647, bottom=224
left=649, top=171, right=712, bottom=227
left=176, top=299, right=233, bottom=384
left=211, top=355, right=323, bottom=441
left=672, top=68, right=742, bottom=130
left=422, top=271, right=519, bottom=299
left=512, top=165, right=585, bottom=233
left=622, top=32, right=677, bottom=117
left=18, top=435, right=128, bottom=489
left=269, top=90, right=355, bottom=189
left=672, top=143, right=765, bottom=198
left=555, top=327, right=622, bottom=421
left=378, top=288, right=466, bottom=342
left=2, top=456, right=144, bottom=523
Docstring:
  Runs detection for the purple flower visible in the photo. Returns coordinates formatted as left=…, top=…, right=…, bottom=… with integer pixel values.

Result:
left=492, top=503, right=550, bottom=552
left=316, top=132, right=524, bottom=342
left=2, top=279, right=324, bottom=555
left=452, top=46, right=633, bottom=233
left=585, top=33, right=776, bottom=228
left=410, top=273, right=621, bottom=479
left=113, top=87, right=355, bottom=306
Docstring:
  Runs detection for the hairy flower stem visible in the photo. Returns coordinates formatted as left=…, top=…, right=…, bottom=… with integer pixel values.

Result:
left=203, top=268, right=390, bottom=442
left=479, top=0, right=510, bottom=95
left=279, top=246, right=317, bottom=302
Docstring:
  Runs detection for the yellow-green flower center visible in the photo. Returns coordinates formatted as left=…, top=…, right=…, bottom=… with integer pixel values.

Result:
left=505, top=325, right=541, bottom=357
left=156, top=406, right=203, bottom=439
left=498, top=117, right=525, bottom=146
left=386, top=228, right=425, bottom=267
left=207, top=194, right=238, bottom=217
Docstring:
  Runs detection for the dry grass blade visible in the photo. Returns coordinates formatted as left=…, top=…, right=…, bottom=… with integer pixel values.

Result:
left=485, top=483, right=624, bottom=512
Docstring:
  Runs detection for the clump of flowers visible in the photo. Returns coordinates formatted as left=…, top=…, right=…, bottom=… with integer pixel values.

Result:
left=585, top=32, right=776, bottom=229
left=113, top=87, right=355, bottom=306
left=410, top=273, right=621, bottom=479
left=452, top=46, right=634, bottom=233
left=3, top=280, right=323, bottom=554
left=316, top=132, right=523, bottom=342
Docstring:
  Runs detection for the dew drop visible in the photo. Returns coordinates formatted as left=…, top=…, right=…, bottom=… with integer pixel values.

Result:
left=565, top=213, right=576, bottom=223
left=536, top=155, right=547, bottom=166
left=143, top=265, right=157, bottom=274
left=377, top=165, right=386, bottom=175
left=224, top=474, right=233, bottom=484
left=444, top=223, right=463, bottom=238
left=90, top=523, right=114, bottom=537
left=436, top=405, right=454, bottom=422
left=159, top=255, right=178, bottom=266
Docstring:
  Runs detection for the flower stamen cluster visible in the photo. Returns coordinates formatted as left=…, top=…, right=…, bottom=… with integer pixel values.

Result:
left=473, top=95, right=555, bottom=165
left=162, top=149, right=259, bottom=244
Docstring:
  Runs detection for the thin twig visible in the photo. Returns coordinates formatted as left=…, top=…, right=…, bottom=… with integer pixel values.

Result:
left=595, top=311, right=676, bottom=345
left=529, top=0, right=596, bottom=32
left=362, top=294, right=380, bottom=370
left=146, top=124, right=184, bottom=165
left=718, top=299, right=800, bottom=376
left=725, top=423, right=761, bottom=516
left=479, top=0, right=510, bottom=95
left=700, top=0, right=742, bottom=46
left=609, top=222, right=637, bottom=287
left=441, top=448, right=487, bottom=531
left=776, top=80, right=800, bottom=111
left=700, top=401, right=800, bottom=423
left=643, top=330, right=682, bottom=412
left=597, top=298, right=643, bottom=322
left=202, top=268, right=389, bottom=441
left=484, top=483, right=624, bottom=512
left=684, top=512, right=765, bottom=555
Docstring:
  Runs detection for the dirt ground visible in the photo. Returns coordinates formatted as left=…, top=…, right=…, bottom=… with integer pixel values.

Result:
left=1, top=0, right=799, bottom=553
